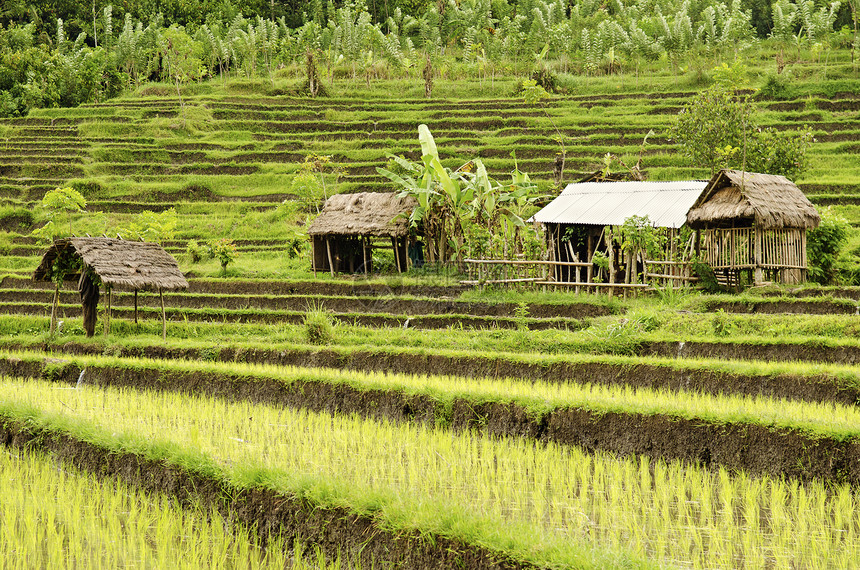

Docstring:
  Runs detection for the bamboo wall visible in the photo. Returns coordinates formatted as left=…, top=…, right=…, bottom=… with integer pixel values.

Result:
left=700, top=227, right=807, bottom=285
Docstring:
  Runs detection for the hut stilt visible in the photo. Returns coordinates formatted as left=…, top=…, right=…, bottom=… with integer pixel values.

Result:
left=160, top=288, right=166, bottom=341
left=49, top=283, right=59, bottom=334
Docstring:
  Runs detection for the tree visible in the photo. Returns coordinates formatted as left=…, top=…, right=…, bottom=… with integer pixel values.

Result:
left=31, top=186, right=86, bottom=243
left=378, top=124, right=540, bottom=264
left=207, top=238, right=238, bottom=276
left=159, top=26, right=204, bottom=114
left=670, top=84, right=754, bottom=176
left=671, top=76, right=813, bottom=178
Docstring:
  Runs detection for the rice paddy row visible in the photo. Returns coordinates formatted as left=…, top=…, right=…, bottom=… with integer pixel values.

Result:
left=3, top=375, right=860, bottom=568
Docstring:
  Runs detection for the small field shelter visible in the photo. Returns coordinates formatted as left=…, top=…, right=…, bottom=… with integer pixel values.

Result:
left=687, top=170, right=820, bottom=286
left=33, top=237, right=188, bottom=338
left=531, top=179, right=708, bottom=285
left=308, top=192, right=417, bottom=275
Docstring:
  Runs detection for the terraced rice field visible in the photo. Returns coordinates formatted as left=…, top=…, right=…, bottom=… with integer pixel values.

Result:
left=3, top=74, right=860, bottom=567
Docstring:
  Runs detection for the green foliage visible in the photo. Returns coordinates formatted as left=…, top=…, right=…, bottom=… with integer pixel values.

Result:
left=186, top=240, right=205, bottom=263
left=711, top=308, right=735, bottom=337
left=670, top=83, right=754, bottom=175
left=745, top=126, right=814, bottom=181
left=30, top=187, right=86, bottom=244
left=378, top=125, right=540, bottom=264
left=807, top=207, right=850, bottom=285
left=617, top=215, right=665, bottom=260
left=207, top=238, right=238, bottom=275
left=672, top=75, right=814, bottom=178
left=117, top=209, right=178, bottom=244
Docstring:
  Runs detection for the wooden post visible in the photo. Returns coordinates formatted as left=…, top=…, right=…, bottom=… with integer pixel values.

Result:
left=754, top=226, right=763, bottom=285
left=134, top=290, right=139, bottom=324
left=392, top=237, right=402, bottom=273
left=104, top=286, right=111, bottom=337
left=607, top=230, right=616, bottom=301
left=362, top=237, right=368, bottom=274
left=160, top=288, right=166, bottom=341
left=586, top=233, right=594, bottom=289
left=326, top=238, right=335, bottom=277
left=49, top=283, right=59, bottom=334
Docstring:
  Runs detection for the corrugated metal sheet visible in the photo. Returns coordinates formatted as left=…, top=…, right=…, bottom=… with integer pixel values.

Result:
left=532, top=180, right=709, bottom=228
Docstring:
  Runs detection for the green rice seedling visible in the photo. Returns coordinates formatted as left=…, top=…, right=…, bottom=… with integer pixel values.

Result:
left=2, top=377, right=859, bottom=569
left=0, top=446, right=349, bottom=568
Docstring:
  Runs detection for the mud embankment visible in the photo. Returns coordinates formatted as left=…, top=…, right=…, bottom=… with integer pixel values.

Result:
left=3, top=353, right=860, bottom=486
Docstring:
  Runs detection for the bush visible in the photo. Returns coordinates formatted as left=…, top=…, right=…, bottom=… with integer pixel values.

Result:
left=207, top=238, right=238, bottom=276
left=186, top=240, right=205, bottom=263
left=807, top=207, right=850, bottom=284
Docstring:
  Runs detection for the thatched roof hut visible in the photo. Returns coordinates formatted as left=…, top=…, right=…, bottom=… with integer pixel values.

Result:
left=687, top=170, right=820, bottom=286
left=687, top=170, right=820, bottom=230
left=308, top=192, right=417, bottom=238
left=33, top=238, right=188, bottom=338
left=33, top=237, right=188, bottom=291
left=308, top=193, right=418, bottom=275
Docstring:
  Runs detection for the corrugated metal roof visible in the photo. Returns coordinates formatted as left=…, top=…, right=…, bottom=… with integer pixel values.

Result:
left=532, top=180, right=708, bottom=228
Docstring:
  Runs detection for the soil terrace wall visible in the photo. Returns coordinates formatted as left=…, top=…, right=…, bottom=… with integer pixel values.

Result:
left=6, top=342, right=857, bottom=406
left=4, top=355, right=860, bottom=485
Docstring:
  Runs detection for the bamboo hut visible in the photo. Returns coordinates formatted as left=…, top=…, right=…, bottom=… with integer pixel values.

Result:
left=33, top=238, right=188, bottom=338
left=531, top=180, right=708, bottom=286
left=308, top=192, right=417, bottom=275
left=687, top=170, right=820, bottom=286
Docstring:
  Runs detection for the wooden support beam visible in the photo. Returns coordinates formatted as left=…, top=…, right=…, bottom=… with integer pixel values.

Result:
left=160, top=288, right=166, bottom=341
left=104, top=287, right=111, bottom=338
left=392, top=237, right=402, bottom=273
left=49, top=283, right=59, bottom=335
left=326, top=238, right=335, bottom=277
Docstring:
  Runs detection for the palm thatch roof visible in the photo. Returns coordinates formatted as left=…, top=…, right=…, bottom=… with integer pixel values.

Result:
left=33, top=238, right=188, bottom=291
left=308, top=192, right=417, bottom=238
left=687, top=170, right=820, bottom=230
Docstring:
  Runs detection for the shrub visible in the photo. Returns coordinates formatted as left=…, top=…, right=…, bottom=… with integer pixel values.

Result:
left=807, top=207, right=850, bottom=285
left=207, top=238, right=238, bottom=276
left=186, top=240, right=205, bottom=263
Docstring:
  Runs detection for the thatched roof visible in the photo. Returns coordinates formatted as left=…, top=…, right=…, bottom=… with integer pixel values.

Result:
left=308, top=192, right=417, bottom=238
left=33, top=238, right=189, bottom=291
left=687, top=170, right=820, bottom=230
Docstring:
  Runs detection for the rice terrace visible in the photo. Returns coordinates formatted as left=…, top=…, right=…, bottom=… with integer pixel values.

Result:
left=4, top=0, right=860, bottom=567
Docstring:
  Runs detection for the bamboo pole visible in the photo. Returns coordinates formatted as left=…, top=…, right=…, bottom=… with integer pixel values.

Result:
left=392, top=237, right=402, bottom=273
left=160, top=288, right=166, bottom=341
left=134, top=290, right=139, bottom=324
left=49, top=283, right=59, bottom=334
left=326, top=238, right=335, bottom=277
left=104, top=287, right=111, bottom=338
left=362, top=236, right=368, bottom=274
